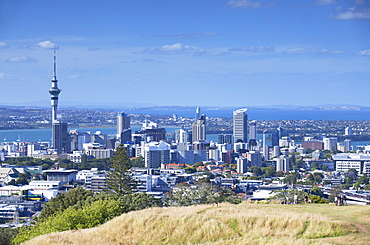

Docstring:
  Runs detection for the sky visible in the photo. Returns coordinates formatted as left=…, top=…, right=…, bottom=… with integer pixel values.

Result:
left=1, top=0, right=369, bottom=108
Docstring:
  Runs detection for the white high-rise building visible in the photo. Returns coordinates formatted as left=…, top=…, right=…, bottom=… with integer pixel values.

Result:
left=236, top=157, right=248, bottom=173
left=276, top=155, right=290, bottom=172
left=233, top=109, right=248, bottom=143
left=144, top=141, right=171, bottom=168
left=192, top=115, right=206, bottom=142
left=273, top=145, right=281, bottom=157
left=345, top=127, right=352, bottom=136
left=344, top=139, right=351, bottom=152
left=323, top=137, right=338, bottom=152
left=175, top=128, right=189, bottom=143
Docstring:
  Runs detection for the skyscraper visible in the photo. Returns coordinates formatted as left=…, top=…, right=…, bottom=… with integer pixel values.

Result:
left=271, top=129, right=279, bottom=147
left=117, top=112, right=130, bottom=136
left=233, top=109, right=248, bottom=143
left=192, top=114, right=206, bottom=142
left=49, top=49, right=68, bottom=154
left=195, top=107, right=201, bottom=121
left=249, top=120, right=257, bottom=140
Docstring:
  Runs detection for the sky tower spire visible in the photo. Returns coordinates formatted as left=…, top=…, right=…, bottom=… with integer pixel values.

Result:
left=49, top=46, right=61, bottom=122
left=53, top=47, right=57, bottom=79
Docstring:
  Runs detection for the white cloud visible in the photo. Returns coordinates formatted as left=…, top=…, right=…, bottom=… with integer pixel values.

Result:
left=21, top=40, right=58, bottom=49
left=357, top=49, right=370, bottom=56
left=314, top=0, right=336, bottom=6
left=141, top=43, right=205, bottom=55
left=226, top=0, right=275, bottom=9
left=228, top=46, right=276, bottom=53
left=333, top=6, right=370, bottom=20
left=0, top=42, right=9, bottom=49
left=0, top=72, right=10, bottom=78
left=283, top=47, right=344, bottom=55
left=5, top=56, right=37, bottom=63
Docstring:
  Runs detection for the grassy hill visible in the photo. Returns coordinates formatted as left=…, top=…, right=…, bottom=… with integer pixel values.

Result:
left=24, top=202, right=370, bottom=245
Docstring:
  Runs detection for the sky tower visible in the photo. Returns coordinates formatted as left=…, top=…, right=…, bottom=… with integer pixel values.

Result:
left=49, top=48, right=68, bottom=154
left=49, top=48, right=61, bottom=122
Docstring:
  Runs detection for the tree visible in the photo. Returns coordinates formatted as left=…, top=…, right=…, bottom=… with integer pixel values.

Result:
left=284, top=172, right=300, bottom=185
left=38, top=187, right=95, bottom=221
left=7, top=179, right=17, bottom=186
left=309, top=195, right=328, bottom=203
left=249, top=166, right=263, bottom=176
left=104, top=145, right=135, bottom=196
left=310, top=186, right=323, bottom=197
left=344, top=176, right=354, bottom=184
left=347, top=169, right=358, bottom=180
left=313, top=172, right=324, bottom=185
left=262, top=166, right=276, bottom=178
left=329, top=186, right=341, bottom=203
left=131, top=156, right=144, bottom=168
left=193, top=162, right=204, bottom=168
left=0, top=227, right=18, bottom=245
left=13, top=199, right=123, bottom=245
left=118, top=193, right=161, bottom=213
left=16, top=173, right=30, bottom=185
left=357, top=175, right=369, bottom=185
left=165, top=182, right=241, bottom=206
left=269, top=190, right=305, bottom=204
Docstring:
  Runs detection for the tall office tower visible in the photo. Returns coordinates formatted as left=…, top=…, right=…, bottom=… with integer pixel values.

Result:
left=262, top=130, right=268, bottom=147
left=249, top=120, right=257, bottom=140
left=192, top=114, right=206, bottom=142
left=262, top=130, right=269, bottom=160
left=233, top=109, right=248, bottom=143
left=277, top=127, right=284, bottom=139
left=49, top=49, right=68, bottom=154
left=271, top=129, right=279, bottom=147
left=52, top=122, right=68, bottom=154
left=195, top=107, right=201, bottom=121
left=117, top=112, right=131, bottom=136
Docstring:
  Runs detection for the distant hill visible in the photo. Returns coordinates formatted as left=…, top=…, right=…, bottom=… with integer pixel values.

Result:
left=24, top=202, right=370, bottom=245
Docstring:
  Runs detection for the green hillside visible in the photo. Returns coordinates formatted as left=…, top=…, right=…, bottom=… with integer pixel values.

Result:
left=24, top=202, right=370, bottom=245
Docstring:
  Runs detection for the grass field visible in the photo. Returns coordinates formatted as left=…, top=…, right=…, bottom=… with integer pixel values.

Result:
left=24, top=202, right=370, bottom=245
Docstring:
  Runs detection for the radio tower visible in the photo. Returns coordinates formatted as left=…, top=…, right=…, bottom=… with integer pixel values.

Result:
left=49, top=47, right=61, bottom=122
left=48, top=46, right=68, bottom=154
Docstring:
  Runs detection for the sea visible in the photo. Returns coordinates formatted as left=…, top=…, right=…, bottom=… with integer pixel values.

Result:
left=1, top=128, right=369, bottom=149
left=1, top=109, right=369, bottom=147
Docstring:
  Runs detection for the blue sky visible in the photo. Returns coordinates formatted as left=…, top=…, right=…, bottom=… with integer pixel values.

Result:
left=1, top=0, right=369, bottom=107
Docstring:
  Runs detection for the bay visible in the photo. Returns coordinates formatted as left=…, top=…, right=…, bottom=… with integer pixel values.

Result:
left=0, top=127, right=369, bottom=148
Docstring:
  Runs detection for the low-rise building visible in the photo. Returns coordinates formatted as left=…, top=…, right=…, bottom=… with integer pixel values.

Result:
left=333, top=153, right=370, bottom=175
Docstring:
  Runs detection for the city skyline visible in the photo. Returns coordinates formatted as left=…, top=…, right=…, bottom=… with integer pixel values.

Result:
left=1, top=0, right=370, bottom=107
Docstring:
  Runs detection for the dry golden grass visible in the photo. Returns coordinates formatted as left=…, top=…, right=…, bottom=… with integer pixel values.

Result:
left=23, top=202, right=370, bottom=245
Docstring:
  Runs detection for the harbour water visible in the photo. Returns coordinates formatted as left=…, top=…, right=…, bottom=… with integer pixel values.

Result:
left=0, top=127, right=369, bottom=148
